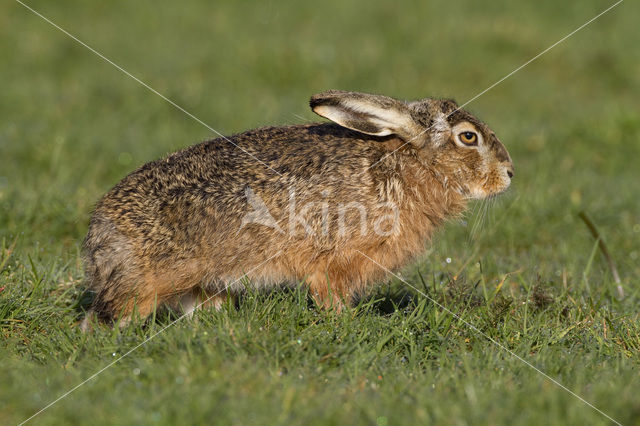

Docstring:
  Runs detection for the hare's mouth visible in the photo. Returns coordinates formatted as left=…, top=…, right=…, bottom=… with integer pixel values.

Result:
left=465, top=181, right=511, bottom=200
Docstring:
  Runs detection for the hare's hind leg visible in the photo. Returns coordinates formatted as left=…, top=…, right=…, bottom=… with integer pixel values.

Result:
left=83, top=265, right=191, bottom=327
left=89, top=279, right=161, bottom=326
left=82, top=219, right=158, bottom=326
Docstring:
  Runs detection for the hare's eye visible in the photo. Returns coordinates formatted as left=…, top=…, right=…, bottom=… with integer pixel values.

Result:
left=458, top=131, right=478, bottom=146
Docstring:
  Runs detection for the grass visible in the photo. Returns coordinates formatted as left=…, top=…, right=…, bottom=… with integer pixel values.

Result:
left=1, top=0, right=640, bottom=424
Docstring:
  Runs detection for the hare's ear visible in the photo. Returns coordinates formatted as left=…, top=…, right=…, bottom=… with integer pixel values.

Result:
left=310, top=91, right=423, bottom=145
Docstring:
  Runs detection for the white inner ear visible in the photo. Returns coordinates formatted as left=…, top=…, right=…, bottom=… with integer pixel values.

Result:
left=366, top=128, right=393, bottom=137
left=341, top=99, right=411, bottom=130
left=314, top=100, right=410, bottom=137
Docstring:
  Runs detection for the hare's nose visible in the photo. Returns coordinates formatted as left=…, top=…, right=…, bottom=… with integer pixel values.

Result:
left=505, top=164, right=514, bottom=179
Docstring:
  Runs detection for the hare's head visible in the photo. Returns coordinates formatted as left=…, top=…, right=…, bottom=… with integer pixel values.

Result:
left=310, top=90, right=513, bottom=199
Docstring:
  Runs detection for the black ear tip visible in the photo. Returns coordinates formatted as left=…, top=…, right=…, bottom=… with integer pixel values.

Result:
left=310, top=92, right=342, bottom=110
left=309, top=96, right=322, bottom=109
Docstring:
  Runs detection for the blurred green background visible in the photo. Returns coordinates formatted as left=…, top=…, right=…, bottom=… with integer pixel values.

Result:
left=1, top=0, right=639, bottom=424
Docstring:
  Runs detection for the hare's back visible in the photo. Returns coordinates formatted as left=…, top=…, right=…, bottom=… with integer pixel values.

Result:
left=105, top=123, right=382, bottom=202
left=92, top=123, right=386, bottom=238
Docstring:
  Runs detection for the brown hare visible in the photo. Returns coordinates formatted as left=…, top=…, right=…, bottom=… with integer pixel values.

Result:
left=81, top=90, right=513, bottom=328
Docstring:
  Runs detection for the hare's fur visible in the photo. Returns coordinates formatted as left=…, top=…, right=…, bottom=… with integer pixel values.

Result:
left=82, top=91, right=513, bottom=328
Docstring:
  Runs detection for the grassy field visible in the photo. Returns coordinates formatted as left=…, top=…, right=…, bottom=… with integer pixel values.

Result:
left=2, top=0, right=639, bottom=424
